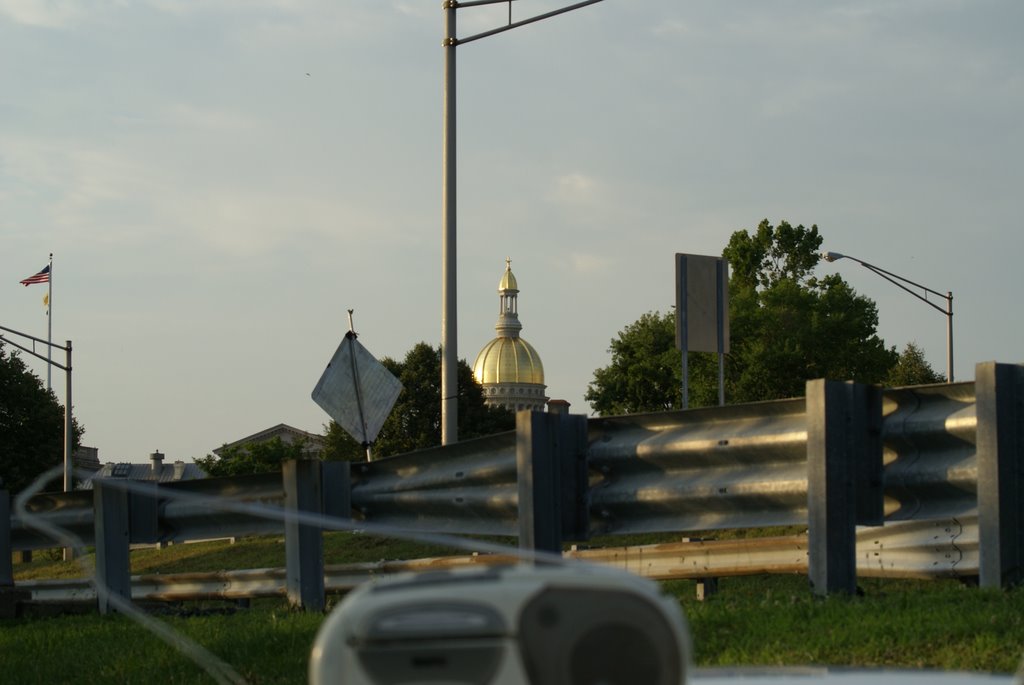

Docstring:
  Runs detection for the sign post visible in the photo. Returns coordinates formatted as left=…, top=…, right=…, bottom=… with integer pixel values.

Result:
left=675, top=254, right=729, bottom=409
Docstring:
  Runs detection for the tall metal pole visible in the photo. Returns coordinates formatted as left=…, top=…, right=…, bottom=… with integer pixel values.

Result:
left=946, top=291, right=954, bottom=384
left=439, top=0, right=605, bottom=444
left=441, top=2, right=458, bottom=445
left=63, top=340, right=73, bottom=494
left=46, top=253, right=53, bottom=391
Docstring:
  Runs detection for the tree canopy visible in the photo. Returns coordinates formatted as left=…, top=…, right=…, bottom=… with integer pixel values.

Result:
left=0, top=341, right=83, bottom=494
left=586, top=311, right=681, bottom=416
left=586, top=220, right=933, bottom=414
left=323, top=342, right=515, bottom=461
left=194, top=437, right=313, bottom=478
left=885, top=342, right=945, bottom=386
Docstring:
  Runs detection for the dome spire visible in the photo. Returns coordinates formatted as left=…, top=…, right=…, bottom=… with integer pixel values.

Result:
left=496, top=258, right=522, bottom=337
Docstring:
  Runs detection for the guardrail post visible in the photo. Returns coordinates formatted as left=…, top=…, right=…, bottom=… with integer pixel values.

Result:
left=0, top=489, right=27, bottom=618
left=128, top=481, right=160, bottom=545
left=806, top=379, right=881, bottom=595
left=283, top=459, right=325, bottom=611
left=559, top=413, right=590, bottom=543
left=517, top=411, right=589, bottom=554
left=94, top=480, right=132, bottom=614
left=976, top=362, right=1024, bottom=589
left=321, top=460, right=351, bottom=525
left=1, top=490, right=11, bottom=587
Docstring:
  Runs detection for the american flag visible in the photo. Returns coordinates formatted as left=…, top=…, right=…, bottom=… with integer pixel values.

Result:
left=20, top=265, right=50, bottom=286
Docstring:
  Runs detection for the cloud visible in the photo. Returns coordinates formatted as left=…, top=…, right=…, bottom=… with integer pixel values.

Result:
left=651, top=19, right=693, bottom=38
left=567, top=252, right=613, bottom=275
left=0, top=0, right=85, bottom=28
left=174, top=189, right=399, bottom=257
left=167, top=104, right=264, bottom=135
left=549, top=172, right=600, bottom=206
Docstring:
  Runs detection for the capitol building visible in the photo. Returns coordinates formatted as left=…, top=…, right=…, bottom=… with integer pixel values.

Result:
left=472, top=259, right=549, bottom=412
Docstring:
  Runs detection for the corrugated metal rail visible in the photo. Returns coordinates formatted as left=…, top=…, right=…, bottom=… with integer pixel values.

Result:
left=4, top=362, right=1022, bottom=605
left=6, top=382, right=984, bottom=546
left=17, top=518, right=976, bottom=604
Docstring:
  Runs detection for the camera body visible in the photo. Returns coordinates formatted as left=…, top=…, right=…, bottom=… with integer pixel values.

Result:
left=309, top=562, right=691, bottom=685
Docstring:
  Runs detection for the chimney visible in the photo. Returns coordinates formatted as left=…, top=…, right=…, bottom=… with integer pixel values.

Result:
left=150, top=451, right=164, bottom=477
left=546, top=399, right=571, bottom=416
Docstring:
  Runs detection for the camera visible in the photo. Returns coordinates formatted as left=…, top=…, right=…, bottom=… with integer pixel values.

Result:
left=310, top=562, right=691, bottom=685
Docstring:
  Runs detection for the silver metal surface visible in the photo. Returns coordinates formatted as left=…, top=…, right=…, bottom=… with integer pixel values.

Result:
left=311, top=334, right=402, bottom=448
left=881, top=382, right=977, bottom=520
left=15, top=522, right=979, bottom=604
left=350, top=431, right=518, bottom=535
left=7, top=380, right=987, bottom=547
left=588, top=399, right=809, bottom=534
left=4, top=373, right=1009, bottom=593
left=441, top=0, right=457, bottom=446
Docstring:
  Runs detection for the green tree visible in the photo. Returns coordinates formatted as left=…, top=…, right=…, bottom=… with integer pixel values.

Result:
left=323, top=342, right=515, bottom=461
left=724, top=220, right=895, bottom=401
left=586, top=220, right=899, bottom=413
left=584, top=312, right=680, bottom=415
left=0, top=341, right=84, bottom=494
left=194, top=436, right=314, bottom=477
left=885, top=342, right=945, bottom=386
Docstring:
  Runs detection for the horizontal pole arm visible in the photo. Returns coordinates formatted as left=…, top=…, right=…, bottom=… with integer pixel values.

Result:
left=0, top=333, right=70, bottom=371
left=858, top=262, right=951, bottom=317
left=455, top=0, right=518, bottom=7
left=455, top=0, right=605, bottom=46
left=0, top=323, right=69, bottom=350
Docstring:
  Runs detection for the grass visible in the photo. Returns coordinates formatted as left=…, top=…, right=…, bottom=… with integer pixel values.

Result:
left=675, top=576, right=1024, bottom=673
left=6, top=535, right=1024, bottom=683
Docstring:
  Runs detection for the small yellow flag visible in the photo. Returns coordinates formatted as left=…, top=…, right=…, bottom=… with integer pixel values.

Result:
left=42, top=293, right=49, bottom=308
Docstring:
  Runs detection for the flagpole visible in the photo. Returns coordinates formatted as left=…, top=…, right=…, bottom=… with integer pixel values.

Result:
left=47, top=253, right=53, bottom=391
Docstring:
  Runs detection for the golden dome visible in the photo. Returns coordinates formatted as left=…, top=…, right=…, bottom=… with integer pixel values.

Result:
left=473, top=336, right=545, bottom=386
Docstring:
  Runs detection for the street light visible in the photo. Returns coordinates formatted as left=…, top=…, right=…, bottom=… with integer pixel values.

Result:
left=0, top=324, right=73, bottom=490
left=440, top=0, right=605, bottom=444
left=821, top=251, right=954, bottom=383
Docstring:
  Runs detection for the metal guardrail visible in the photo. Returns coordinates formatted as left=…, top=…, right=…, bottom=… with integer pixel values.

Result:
left=3, top=362, right=1022, bottom=609
left=349, top=431, right=518, bottom=535
left=587, top=398, right=810, bottom=535
left=9, top=472, right=286, bottom=551
left=5, top=384, right=980, bottom=547
left=882, top=382, right=978, bottom=521
left=16, top=517, right=977, bottom=604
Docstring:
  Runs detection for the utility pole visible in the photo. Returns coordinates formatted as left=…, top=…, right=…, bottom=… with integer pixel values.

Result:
left=441, top=0, right=606, bottom=444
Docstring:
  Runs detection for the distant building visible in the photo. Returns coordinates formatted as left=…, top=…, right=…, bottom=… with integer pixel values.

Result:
left=81, top=451, right=206, bottom=489
left=72, top=446, right=101, bottom=473
left=472, top=259, right=549, bottom=412
left=213, top=423, right=325, bottom=458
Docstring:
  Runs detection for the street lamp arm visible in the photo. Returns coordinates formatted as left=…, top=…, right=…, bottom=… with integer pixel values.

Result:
left=0, top=334, right=70, bottom=372
left=822, top=253, right=951, bottom=316
left=454, top=0, right=605, bottom=46
left=857, top=262, right=952, bottom=318
left=822, top=250, right=954, bottom=383
left=0, top=321, right=75, bottom=507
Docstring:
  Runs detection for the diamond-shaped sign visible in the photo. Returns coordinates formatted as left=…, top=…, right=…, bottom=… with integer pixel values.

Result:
left=311, top=334, right=402, bottom=446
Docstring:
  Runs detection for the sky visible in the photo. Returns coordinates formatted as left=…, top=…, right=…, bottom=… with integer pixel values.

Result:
left=2, top=0, right=1022, bottom=464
